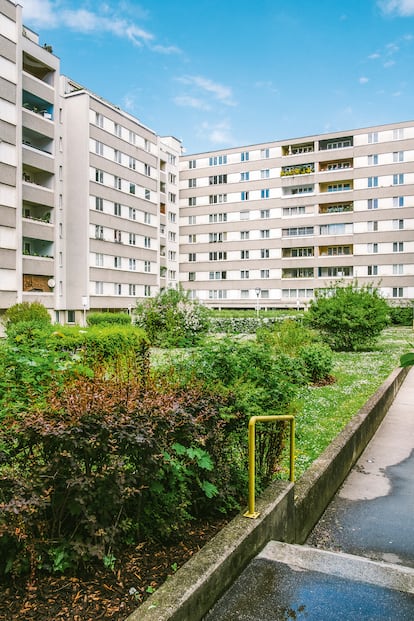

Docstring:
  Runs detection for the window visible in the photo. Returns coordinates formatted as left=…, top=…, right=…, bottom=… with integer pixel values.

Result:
left=129, top=284, right=136, bottom=296
left=129, top=131, right=136, bottom=145
left=95, top=140, right=103, bottom=155
left=393, top=219, right=404, bottom=230
left=368, top=199, right=378, bottom=210
left=168, top=192, right=176, bottom=203
left=95, top=225, right=104, bottom=240
left=261, top=269, right=270, bottom=279
left=261, top=148, right=270, bottom=159
left=393, top=287, right=404, bottom=298
left=189, top=215, right=197, bottom=224
left=240, top=172, right=250, bottom=181
left=144, top=139, right=150, bottom=152
left=393, top=264, right=404, bottom=275
left=367, top=221, right=378, bottom=232
left=209, top=232, right=227, bottom=242
left=95, top=197, right=103, bottom=211
left=367, top=265, right=378, bottom=276
left=283, top=206, right=306, bottom=216
left=114, top=123, right=122, bottom=137
left=144, top=212, right=151, bottom=224
left=241, top=289, right=249, bottom=299
left=114, top=149, right=122, bottom=164
left=95, top=282, right=103, bottom=295
left=95, top=253, right=103, bottom=267
left=261, top=169, right=270, bottom=179
left=114, top=202, right=121, bottom=216
left=144, top=163, right=151, bottom=176
left=114, top=229, right=122, bottom=243
left=209, top=290, right=227, bottom=300
left=393, top=242, right=404, bottom=252
left=167, top=153, right=176, bottom=165
left=240, top=270, right=250, bottom=279
left=144, top=285, right=151, bottom=297
left=368, top=176, right=378, bottom=188
left=368, top=243, right=378, bottom=253
left=169, top=173, right=176, bottom=184
left=114, top=176, right=122, bottom=190
left=260, top=229, right=270, bottom=238
left=129, top=156, right=136, bottom=170
left=129, top=233, right=136, bottom=245
left=320, top=223, right=352, bottom=235
left=209, top=194, right=227, bottom=204
left=261, top=189, right=270, bottom=199
left=209, top=271, right=227, bottom=280
left=393, top=174, right=404, bottom=185
left=168, top=231, right=176, bottom=242
left=95, top=169, right=103, bottom=183
left=209, top=174, right=227, bottom=185
left=209, top=213, right=227, bottom=223
left=209, top=251, right=227, bottom=260
left=188, top=272, right=196, bottom=281
left=368, top=154, right=378, bottom=165
left=327, top=183, right=351, bottom=192
left=282, top=226, right=314, bottom=237
left=144, top=260, right=151, bottom=272
left=129, top=207, right=136, bottom=220
left=261, top=248, right=270, bottom=258
left=368, top=132, right=378, bottom=144
left=393, top=151, right=404, bottom=162
left=188, top=178, right=197, bottom=188
left=144, top=236, right=151, bottom=248
left=241, top=250, right=249, bottom=259
left=240, top=211, right=249, bottom=220
left=129, top=258, right=136, bottom=271
left=95, top=112, right=103, bottom=128
left=209, top=154, right=227, bottom=166
left=240, top=231, right=249, bottom=240
left=241, top=151, right=249, bottom=161
left=260, top=209, right=270, bottom=219
left=189, top=159, right=196, bottom=169
left=168, top=212, right=176, bottom=223
left=241, top=191, right=249, bottom=201
left=189, top=253, right=196, bottom=262
left=393, top=196, right=404, bottom=207
left=114, top=256, right=122, bottom=268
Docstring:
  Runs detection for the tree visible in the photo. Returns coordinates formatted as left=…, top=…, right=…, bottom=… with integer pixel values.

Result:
left=304, top=282, right=390, bottom=351
left=134, top=286, right=210, bottom=347
left=3, top=301, right=51, bottom=330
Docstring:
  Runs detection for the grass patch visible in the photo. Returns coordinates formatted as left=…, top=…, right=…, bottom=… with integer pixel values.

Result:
left=291, top=326, right=412, bottom=477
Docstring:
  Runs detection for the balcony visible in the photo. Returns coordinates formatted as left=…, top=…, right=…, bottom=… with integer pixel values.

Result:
left=318, top=266, right=353, bottom=278
left=22, top=201, right=52, bottom=223
left=23, top=52, right=55, bottom=85
left=282, top=142, right=315, bottom=156
left=23, top=237, right=53, bottom=260
left=319, top=159, right=353, bottom=173
left=22, top=217, right=53, bottom=242
left=281, top=163, right=315, bottom=177
left=319, top=136, right=353, bottom=151
left=23, top=165, right=54, bottom=190
left=319, top=245, right=353, bottom=257
left=22, top=90, right=53, bottom=120
left=282, top=184, right=315, bottom=197
left=23, top=128, right=53, bottom=156
left=319, top=181, right=352, bottom=194
left=319, top=202, right=353, bottom=215
left=23, top=274, right=54, bottom=293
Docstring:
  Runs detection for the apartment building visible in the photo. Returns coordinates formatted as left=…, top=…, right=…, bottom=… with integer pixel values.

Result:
left=179, top=123, right=414, bottom=309
left=1, top=0, right=413, bottom=321
left=0, top=0, right=180, bottom=324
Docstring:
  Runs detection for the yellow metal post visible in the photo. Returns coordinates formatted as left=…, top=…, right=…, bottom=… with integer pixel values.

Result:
left=243, top=415, right=295, bottom=519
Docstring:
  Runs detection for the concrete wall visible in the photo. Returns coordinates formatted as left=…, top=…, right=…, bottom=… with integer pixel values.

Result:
left=126, top=365, right=409, bottom=621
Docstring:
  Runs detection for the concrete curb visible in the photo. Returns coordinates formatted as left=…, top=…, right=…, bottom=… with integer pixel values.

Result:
left=126, top=365, right=409, bottom=621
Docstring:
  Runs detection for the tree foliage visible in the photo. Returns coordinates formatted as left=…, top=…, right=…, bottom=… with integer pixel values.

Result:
left=304, top=282, right=390, bottom=351
left=134, top=286, right=210, bottom=347
left=3, top=302, right=51, bottom=331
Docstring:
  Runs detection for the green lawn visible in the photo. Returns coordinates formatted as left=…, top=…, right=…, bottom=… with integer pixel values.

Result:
left=291, top=326, right=412, bottom=477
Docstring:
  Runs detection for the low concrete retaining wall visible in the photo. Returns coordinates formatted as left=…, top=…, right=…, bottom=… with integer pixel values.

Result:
left=126, top=366, right=409, bottom=621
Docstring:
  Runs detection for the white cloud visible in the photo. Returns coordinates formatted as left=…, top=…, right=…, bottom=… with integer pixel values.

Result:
left=19, top=0, right=181, bottom=52
left=383, top=59, right=396, bottom=67
left=368, top=52, right=381, bottom=59
left=359, top=76, right=369, bottom=84
left=177, top=75, right=236, bottom=106
left=198, top=120, right=234, bottom=145
left=378, top=0, right=414, bottom=15
left=174, top=96, right=211, bottom=111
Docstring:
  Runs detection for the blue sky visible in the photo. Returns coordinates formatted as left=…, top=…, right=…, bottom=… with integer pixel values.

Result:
left=18, top=0, right=414, bottom=154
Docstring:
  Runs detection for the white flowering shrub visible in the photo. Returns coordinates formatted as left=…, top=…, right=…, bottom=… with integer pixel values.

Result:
left=134, top=287, right=210, bottom=347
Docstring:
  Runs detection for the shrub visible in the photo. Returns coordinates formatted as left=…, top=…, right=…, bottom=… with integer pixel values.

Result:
left=388, top=305, right=413, bottom=326
left=257, top=319, right=318, bottom=355
left=87, top=312, right=131, bottom=326
left=304, top=282, right=390, bottom=351
left=134, top=286, right=210, bottom=347
left=3, top=302, right=51, bottom=331
left=298, top=342, right=333, bottom=383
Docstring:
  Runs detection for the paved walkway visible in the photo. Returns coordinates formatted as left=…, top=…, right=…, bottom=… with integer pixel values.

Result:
left=204, top=367, right=414, bottom=620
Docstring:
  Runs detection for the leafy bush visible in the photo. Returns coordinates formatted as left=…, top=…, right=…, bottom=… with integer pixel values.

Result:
left=3, top=302, right=51, bottom=331
left=209, top=315, right=285, bottom=334
left=388, top=305, right=413, bottom=326
left=304, top=282, right=390, bottom=351
left=87, top=312, right=131, bottom=326
left=298, top=343, right=333, bottom=383
left=257, top=319, right=317, bottom=355
left=134, top=286, right=210, bottom=347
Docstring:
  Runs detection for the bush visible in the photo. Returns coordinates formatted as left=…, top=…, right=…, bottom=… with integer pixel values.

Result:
left=257, top=319, right=318, bottom=355
left=388, top=305, right=413, bottom=326
left=304, top=282, right=390, bottom=351
left=134, top=286, right=210, bottom=347
left=87, top=312, right=131, bottom=326
left=298, top=343, right=333, bottom=383
left=3, top=302, right=51, bottom=331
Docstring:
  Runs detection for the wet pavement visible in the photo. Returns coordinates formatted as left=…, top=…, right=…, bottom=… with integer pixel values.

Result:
left=203, top=367, right=414, bottom=620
